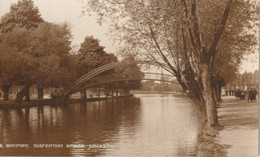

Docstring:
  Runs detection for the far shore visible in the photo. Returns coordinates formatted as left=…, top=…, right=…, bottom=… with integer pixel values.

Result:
left=0, top=92, right=188, bottom=109
left=0, top=94, right=134, bottom=109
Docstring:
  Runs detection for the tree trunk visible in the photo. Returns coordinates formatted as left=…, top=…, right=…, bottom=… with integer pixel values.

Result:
left=1, top=84, right=11, bottom=101
left=37, top=86, right=44, bottom=99
left=3, top=92, right=9, bottom=101
left=15, top=85, right=30, bottom=103
left=25, top=87, right=30, bottom=101
left=201, top=63, right=218, bottom=127
left=214, top=83, right=222, bottom=102
left=217, top=85, right=222, bottom=101
left=213, top=86, right=218, bottom=103
left=176, top=72, right=207, bottom=118
left=116, top=89, right=118, bottom=97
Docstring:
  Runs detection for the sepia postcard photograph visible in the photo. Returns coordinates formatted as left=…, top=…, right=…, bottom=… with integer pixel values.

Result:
left=0, top=0, right=259, bottom=156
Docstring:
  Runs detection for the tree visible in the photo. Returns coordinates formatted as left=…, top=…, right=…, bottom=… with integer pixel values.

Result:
left=234, top=70, right=259, bottom=89
left=0, top=22, right=74, bottom=103
left=76, top=36, right=118, bottom=77
left=114, top=55, right=144, bottom=94
left=0, top=0, right=43, bottom=35
left=87, top=0, right=258, bottom=126
left=0, top=27, right=37, bottom=101
left=75, top=36, right=118, bottom=98
left=0, top=0, right=43, bottom=100
left=141, top=80, right=155, bottom=91
left=81, top=54, right=144, bottom=96
left=28, top=22, right=74, bottom=99
left=210, top=0, right=258, bottom=101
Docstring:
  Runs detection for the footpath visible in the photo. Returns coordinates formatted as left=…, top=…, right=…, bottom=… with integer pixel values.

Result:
left=217, top=96, right=258, bottom=157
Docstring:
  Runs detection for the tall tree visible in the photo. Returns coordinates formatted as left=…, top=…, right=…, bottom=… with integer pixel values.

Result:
left=27, top=22, right=74, bottom=99
left=114, top=55, right=144, bottom=93
left=0, top=0, right=43, bottom=100
left=0, top=22, right=74, bottom=103
left=87, top=0, right=258, bottom=126
left=0, top=27, right=36, bottom=101
left=76, top=36, right=117, bottom=77
left=75, top=36, right=118, bottom=98
left=0, top=0, right=43, bottom=35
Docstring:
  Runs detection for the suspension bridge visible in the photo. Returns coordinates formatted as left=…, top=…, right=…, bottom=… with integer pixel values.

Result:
left=65, top=61, right=178, bottom=96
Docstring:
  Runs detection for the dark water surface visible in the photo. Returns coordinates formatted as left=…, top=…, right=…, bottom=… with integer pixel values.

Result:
left=0, top=95, right=199, bottom=156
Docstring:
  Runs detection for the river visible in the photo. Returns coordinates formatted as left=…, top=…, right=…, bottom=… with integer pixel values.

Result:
left=0, top=94, right=200, bottom=156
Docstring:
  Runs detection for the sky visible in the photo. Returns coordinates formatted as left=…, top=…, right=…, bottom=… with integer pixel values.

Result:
left=0, top=0, right=259, bottom=73
left=0, top=0, right=115, bottom=53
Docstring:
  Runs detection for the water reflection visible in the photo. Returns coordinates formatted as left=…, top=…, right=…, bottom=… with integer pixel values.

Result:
left=0, top=96, right=199, bottom=156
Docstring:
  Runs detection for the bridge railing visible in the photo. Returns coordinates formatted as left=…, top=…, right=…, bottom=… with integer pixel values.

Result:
left=67, top=60, right=177, bottom=94
left=71, top=62, right=120, bottom=90
left=143, top=73, right=175, bottom=82
left=70, top=73, right=177, bottom=93
left=72, top=60, right=162, bottom=90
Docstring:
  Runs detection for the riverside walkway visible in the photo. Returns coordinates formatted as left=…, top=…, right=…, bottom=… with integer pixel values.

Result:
left=217, top=96, right=258, bottom=157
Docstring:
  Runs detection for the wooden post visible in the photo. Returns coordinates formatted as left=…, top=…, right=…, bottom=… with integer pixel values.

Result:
left=85, top=89, right=87, bottom=99
left=98, top=87, right=100, bottom=98
left=81, top=89, right=86, bottom=100
left=84, top=88, right=86, bottom=99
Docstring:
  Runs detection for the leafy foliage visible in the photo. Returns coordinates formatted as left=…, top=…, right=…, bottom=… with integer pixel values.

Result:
left=0, top=22, right=74, bottom=88
left=76, top=36, right=117, bottom=77
left=0, top=0, right=43, bottom=35
left=0, top=0, right=44, bottom=100
left=114, top=55, right=144, bottom=90
left=87, top=0, right=258, bottom=87
left=87, top=0, right=259, bottom=125
left=29, top=22, right=74, bottom=89
left=233, top=70, right=259, bottom=89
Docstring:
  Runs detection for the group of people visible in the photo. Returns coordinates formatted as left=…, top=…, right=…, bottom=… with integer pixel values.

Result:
left=233, top=88, right=258, bottom=102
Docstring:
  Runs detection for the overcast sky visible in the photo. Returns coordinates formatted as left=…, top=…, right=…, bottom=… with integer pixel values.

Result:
left=0, top=0, right=115, bottom=53
left=0, top=0, right=258, bottom=73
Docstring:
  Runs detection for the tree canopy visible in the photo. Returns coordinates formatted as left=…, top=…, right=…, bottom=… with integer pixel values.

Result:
left=0, top=0, right=43, bottom=35
left=76, top=36, right=118, bottom=77
left=87, top=0, right=259, bottom=126
left=0, top=0, right=74, bottom=101
left=0, top=0, right=146, bottom=103
left=75, top=36, right=143, bottom=95
left=0, top=0, right=44, bottom=100
left=114, top=55, right=144, bottom=91
left=0, top=21, right=74, bottom=102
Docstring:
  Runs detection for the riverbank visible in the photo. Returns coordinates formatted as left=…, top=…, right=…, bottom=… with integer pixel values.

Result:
left=0, top=94, right=134, bottom=109
left=217, top=96, right=258, bottom=157
left=130, top=90, right=186, bottom=97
